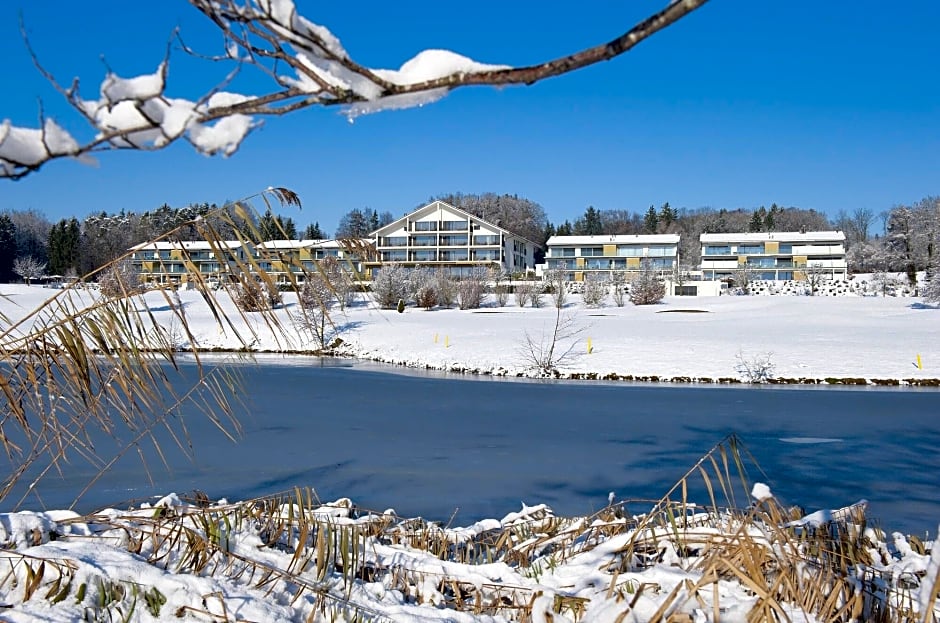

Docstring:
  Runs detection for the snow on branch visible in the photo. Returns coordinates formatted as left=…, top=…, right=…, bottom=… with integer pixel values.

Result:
left=1, top=0, right=709, bottom=179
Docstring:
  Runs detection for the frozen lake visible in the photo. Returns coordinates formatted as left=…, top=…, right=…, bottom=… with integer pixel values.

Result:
left=7, top=357, right=940, bottom=536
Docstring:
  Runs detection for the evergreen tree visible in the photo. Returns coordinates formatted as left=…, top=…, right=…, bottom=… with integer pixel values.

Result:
left=643, top=205, right=659, bottom=234
left=335, top=208, right=370, bottom=238
left=369, top=209, right=380, bottom=232
left=0, top=215, right=16, bottom=282
left=258, top=210, right=297, bottom=240
left=555, top=220, right=574, bottom=236
left=574, top=206, right=603, bottom=235
left=749, top=207, right=765, bottom=232
left=659, top=202, right=675, bottom=230
left=302, top=221, right=325, bottom=239
left=764, top=203, right=779, bottom=231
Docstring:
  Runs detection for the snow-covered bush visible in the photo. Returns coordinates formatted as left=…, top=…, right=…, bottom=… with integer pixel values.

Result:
left=513, top=282, right=533, bottom=308
left=372, top=264, right=410, bottom=309
left=491, top=269, right=510, bottom=307
left=581, top=277, right=608, bottom=307
left=735, top=351, right=776, bottom=383
left=415, top=283, right=438, bottom=310
left=924, top=261, right=940, bottom=304
left=611, top=273, right=627, bottom=307
left=629, top=263, right=665, bottom=306
left=233, top=278, right=281, bottom=311
left=456, top=268, right=487, bottom=310
left=98, top=260, right=145, bottom=298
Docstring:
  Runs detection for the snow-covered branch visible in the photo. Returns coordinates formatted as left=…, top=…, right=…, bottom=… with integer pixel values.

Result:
left=1, top=0, right=709, bottom=179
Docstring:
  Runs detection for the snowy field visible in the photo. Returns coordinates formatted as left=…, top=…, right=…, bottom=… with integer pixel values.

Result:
left=5, top=282, right=936, bottom=383
left=0, top=283, right=938, bottom=622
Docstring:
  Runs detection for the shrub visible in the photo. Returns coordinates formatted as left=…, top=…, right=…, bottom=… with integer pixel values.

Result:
left=435, top=270, right=457, bottom=308
left=233, top=278, right=281, bottom=311
left=581, top=277, right=608, bottom=307
left=415, top=284, right=438, bottom=310
left=456, top=268, right=487, bottom=310
left=629, top=261, right=666, bottom=306
left=513, top=282, right=532, bottom=308
left=98, top=260, right=145, bottom=298
left=372, top=264, right=410, bottom=309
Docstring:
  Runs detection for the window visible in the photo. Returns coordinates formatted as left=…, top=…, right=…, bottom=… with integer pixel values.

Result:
left=553, top=247, right=575, bottom=257
left=546, top=259, right=569, bottom=270
left=737, top=244, right=763, bottom=254
left=473, top=235, right=499, bottom=245
left=648, top=258, right=673, bottom=269
left=471, top=249, right=500, bottom=261
left=440, top=220, right=468, bottom=231
left=778, top=244, right=793, bottom=254
left=647, top=245, right=675, bottom=257
left=413, top=221, right=437, bottom=231
left=381, top=250, right=407, bottom=261
left=440, top=249, right=468, bottom=261
left=580, top=247, right=604, bottom=257
left=703, top=245, right=731, bottom=255
left=410, top=249, right=437, bottom=262
left=747, top=257, right=775, bottom=268
left=439, top=234, right=468, bottom=246
left=412, top=235, right=437, bottom=247
left=618, top=246, right=644, bottom=257
left=585, top=259, right=606, bottom=270
left=381, top=236, right=407, bottom=247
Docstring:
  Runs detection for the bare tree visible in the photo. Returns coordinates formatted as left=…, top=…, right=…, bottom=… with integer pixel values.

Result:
left=611, top=273, right=628, bottom=307
left=581, top=275, right=608, bottom=307
left=518, top=308, right=587, bottom=375
left=732, top=267, right=752, bottom=295
left=2, top=0, right=708, bottom=179
left=544, top=268, right=568, bottom=309
left=456, top=268, right=487, bottom=310
left=513, top=281, right=533, bottom=308
left=12, top=256, right=45, bottom=285
left=491, top=268, right=509, bottom=307
left=803, top=262, right=828, bottom=296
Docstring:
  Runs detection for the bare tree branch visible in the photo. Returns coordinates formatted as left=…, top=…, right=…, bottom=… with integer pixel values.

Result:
left=1, top=0, right=709, bottom=180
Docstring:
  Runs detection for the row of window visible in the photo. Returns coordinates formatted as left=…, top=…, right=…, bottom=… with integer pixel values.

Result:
left=379, top=234, right=500, bottom=247
left=549, top=245, right=676, bottom=258
left=412, top=220, right=471, bottom=232
left=546, top=258, right=675, bottom=270
left=379, top=249, right=503, bottom=262
left=703, top=244, right=843, bottom=256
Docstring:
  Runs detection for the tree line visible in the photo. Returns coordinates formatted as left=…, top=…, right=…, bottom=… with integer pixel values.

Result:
left=0, top=194, right=936, bottom=283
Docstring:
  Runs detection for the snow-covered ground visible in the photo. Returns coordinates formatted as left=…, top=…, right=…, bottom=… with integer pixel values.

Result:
left=0, top=283, right=938, bottom=622
left=6, top=282, right=938, bottom=383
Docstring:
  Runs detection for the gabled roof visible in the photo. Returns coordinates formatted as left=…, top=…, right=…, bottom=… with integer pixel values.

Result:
left=370, top=200, right=539, bottom=246
left=546, top=234, right=680, bottom=246
left=700, top=231, right=846, bottom=243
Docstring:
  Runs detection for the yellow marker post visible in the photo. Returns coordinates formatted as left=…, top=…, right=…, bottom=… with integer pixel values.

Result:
left=587, top=338, right=593, bottom=354
left=434, top=333, right=438, bottom=344
left=917, top=354, right=923, bottom=370
left=445, top=335, right=450, bottom=348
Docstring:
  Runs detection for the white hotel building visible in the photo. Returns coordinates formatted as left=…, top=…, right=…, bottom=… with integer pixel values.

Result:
left=699, top=231, right=847, bottom=281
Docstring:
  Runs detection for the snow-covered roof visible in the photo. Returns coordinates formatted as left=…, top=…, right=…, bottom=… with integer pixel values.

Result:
left=129, top=240, right=247, bottom=251
left=546, top=234, right=680, bottom=246
left=700, top=231, right=846, bottom=243
left=372, top=201, right=539, bottom=246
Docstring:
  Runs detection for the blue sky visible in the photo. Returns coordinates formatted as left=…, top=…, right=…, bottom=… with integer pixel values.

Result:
left=2, top=1, right=938, bottom=235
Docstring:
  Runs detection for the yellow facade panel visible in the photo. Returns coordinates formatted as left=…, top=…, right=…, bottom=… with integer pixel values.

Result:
left=603, top=244, right=617, bottom=256
left=764, top=241, right=779, bottom=254
left=574, top=272, right=584, bottom=282
left=576, top=257, right=585, bottom=268
left=626, top=257, right=640, bottom=269
left=737, top=255, right=747, bottom=265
